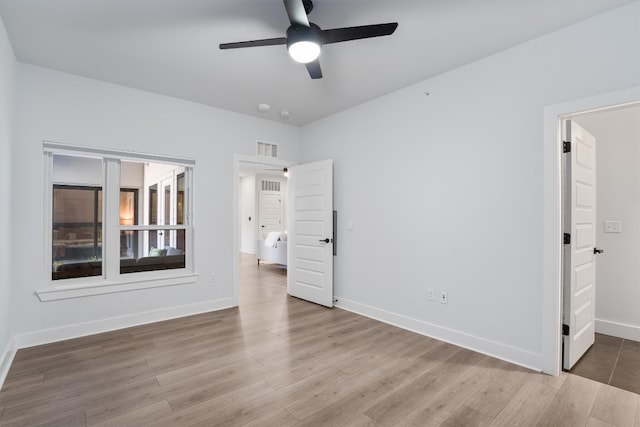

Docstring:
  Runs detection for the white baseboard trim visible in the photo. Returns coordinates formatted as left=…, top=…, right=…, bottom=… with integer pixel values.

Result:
left=0, top=336, right=16, bottom=391
left=335, top=297, right=543, bottom=372
left=595, top=318, right=640, bottom=342
left=239, top=249, right=256, bottom=255
left=14, top=298, right=234, bottom=350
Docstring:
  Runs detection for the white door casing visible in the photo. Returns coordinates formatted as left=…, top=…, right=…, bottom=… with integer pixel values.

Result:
left=258, top=191, right=282, bottom=239
left=287, top=159, right=334, bottom=308
left=562, top=119, right=597, bottom=370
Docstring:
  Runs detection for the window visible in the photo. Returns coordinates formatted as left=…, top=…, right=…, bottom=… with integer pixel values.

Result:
left=119, top=161, right=187, bottom=275
left=41, top=143, right=195, bottom=300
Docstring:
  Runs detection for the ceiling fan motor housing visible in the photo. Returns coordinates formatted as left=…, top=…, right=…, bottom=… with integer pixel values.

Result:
left=286, top=23, right=322, bottom=49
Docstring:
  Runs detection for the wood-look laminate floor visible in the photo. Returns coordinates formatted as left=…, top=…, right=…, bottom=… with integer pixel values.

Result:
left=1, top=253, right=639, bottom=427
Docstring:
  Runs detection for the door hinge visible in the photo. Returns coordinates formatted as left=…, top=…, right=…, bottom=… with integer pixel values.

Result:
left=563, top=140, right=571, bottom=153
left=563, top=233, right=571, bottom=245
left=562, top=324, right=570, bottom=336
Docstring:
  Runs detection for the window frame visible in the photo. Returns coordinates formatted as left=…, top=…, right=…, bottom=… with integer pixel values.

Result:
left=38, top=142, right=197, bottom=301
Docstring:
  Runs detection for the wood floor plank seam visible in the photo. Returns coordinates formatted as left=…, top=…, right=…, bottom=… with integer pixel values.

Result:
left=608, top=339, right=625, bottom=385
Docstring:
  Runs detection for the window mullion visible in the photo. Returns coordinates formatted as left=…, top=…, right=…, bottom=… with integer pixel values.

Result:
left=185, top=166, right=194, bottom=272
left=43, top=152, right=54, bottom=284
left=104, top=159, right=121, bottom=279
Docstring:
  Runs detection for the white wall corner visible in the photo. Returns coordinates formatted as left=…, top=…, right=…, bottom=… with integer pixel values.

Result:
left=335, top=297, right=543, bottom=372
left=13, top=298, right=233, bottom=350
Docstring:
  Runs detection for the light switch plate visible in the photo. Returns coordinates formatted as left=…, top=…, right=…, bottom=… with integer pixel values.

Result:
left=604, top=220, right=622, bottom=233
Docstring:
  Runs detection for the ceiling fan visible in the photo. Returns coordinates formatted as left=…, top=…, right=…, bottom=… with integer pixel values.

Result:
left=219, top=0, right=398, bottom=79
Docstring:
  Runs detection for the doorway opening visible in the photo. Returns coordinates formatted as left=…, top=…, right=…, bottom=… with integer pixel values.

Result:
left=232, top=155, right=336, bottom=310
left=560, top=103, right=640, bottom=393
left=542, top=87, right=639, bottom=376
left=232, top=155, right=293, bottom=307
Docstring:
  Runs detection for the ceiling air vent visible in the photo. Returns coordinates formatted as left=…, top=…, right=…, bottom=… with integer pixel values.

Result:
left=256, top=141, right=278, bottom=158
left=262, top=180, right=281, bottom=192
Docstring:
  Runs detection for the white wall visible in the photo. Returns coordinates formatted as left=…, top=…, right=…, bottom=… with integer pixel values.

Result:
left=239, top=175, right=256, bottom=254
left=12, top=63, right=301, bottom=344
left=574, top=106, right=640, bottom=341
left=0, top=15, right=16, bottom=381
left=301, top=3, right=640, bottom=370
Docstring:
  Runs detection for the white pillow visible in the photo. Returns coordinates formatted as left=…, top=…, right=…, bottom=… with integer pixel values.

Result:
left=165, top=246, right=183, bottom=256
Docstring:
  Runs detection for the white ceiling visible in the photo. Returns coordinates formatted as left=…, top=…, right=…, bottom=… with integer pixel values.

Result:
left=0, top=0, right=634, bottom=126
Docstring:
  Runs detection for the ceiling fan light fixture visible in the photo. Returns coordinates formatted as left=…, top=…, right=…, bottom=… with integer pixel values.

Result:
left=288, top=40, right=321, bottom=63
left=286, top=24, right=322, bottom=64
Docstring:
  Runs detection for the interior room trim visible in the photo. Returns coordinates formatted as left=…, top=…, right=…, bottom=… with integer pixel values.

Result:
left=335, top=296, right=543, bottom=372
left=43, top=141, right=196, bottom=167
left=35, top=273, right=199, bottom=301
left=595, top=319, right=640, bottom=342
left=12, top=298, right=232, bottom=350
left=0, top=337, right=16, bottom=391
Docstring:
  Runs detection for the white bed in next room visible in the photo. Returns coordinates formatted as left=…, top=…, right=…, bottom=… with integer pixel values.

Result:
left=257, top=231, right=287, bottom=266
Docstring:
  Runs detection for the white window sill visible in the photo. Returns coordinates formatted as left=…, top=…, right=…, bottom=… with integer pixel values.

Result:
left=35, top=272, right=199, bottom=301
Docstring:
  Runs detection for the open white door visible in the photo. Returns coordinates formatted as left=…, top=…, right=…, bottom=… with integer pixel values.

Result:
left=562, top=120, right=599, bottom=370
left=287, top=159, right=334, bottom=307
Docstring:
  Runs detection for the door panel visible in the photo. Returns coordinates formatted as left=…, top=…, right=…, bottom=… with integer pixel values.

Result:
left=563, top=119, right=597, bottom=370
left=258, top=192, right=282, bottom=239
left=287, top=159, right=334, bottom=308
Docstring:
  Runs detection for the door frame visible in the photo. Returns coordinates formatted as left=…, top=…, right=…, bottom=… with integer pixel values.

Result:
left=232, top=154, right=294, bottom=307
left=542, top=86, right=640, bottom=375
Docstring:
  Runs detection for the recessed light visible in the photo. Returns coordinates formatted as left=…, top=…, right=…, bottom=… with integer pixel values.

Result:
left=257, top=103, right=271, bottom=113
left=280, top=110, right=291, bottom=119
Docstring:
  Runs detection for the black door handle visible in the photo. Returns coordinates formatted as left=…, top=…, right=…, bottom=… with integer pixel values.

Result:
left=261, top=225, right=266, bottom=228
left=594, top=248, right=604, bottom=254
left=319, top=238, right=330, bottom=243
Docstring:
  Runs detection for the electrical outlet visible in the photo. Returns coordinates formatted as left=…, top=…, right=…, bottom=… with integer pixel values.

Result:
left=211, top=273, right=215, bottom=282
left=427, top=288, right=435, bottom=301
left=440, top=290, right=448, bottom=304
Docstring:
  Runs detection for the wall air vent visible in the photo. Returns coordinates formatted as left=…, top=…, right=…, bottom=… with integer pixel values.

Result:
left=256, top=141, right=278, bottom=158
left=262, top=180, right=281, bottom=192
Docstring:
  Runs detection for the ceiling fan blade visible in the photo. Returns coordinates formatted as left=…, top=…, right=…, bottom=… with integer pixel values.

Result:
left=219, top=37, right=286, bottom=49
left=305, top=59, right=322, bottom=79
left=320, top=22, right=398, bottom=45
left=283, top=0, right=310, bottom=27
